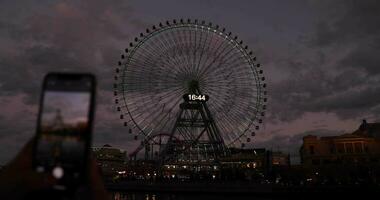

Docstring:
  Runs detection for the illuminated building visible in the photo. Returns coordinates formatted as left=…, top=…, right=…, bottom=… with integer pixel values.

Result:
left=300, top=120, right=380, bottom=166
left=272, top=151, right=291, bottom=167
left=142, top=148, right=290, bottom=181
left=92, top=144, right=127, bottom=179
left=220, top=148, right=270, bottom=169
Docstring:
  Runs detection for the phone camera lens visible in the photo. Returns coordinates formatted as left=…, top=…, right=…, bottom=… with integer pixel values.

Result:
left=52, top=166, right=64, bottom=179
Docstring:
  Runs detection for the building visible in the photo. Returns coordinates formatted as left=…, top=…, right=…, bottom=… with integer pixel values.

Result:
left=354, top=119, right=380, bottom=139
left=218, top=148, right=290, bottom=182
left=92, top=144, right=128, bottom=180
left=271, top=151, right=291, bottom=167
left=131, top=148, right=290, bottom=181
left=221, top=148, right=270, bottom=169
left=299, top=120, right=380, bottom=185
left=300, top=120, right=380, bottom=166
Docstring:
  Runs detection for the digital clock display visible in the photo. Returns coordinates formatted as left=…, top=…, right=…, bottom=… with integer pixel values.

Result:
left=183, top=94, right=209, bottom=102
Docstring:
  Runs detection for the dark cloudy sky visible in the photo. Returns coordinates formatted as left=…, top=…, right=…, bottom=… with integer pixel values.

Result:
left=0, top=0, right=379, bottom=164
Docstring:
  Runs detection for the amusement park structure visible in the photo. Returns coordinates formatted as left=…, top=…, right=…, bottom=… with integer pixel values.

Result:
left=114, top=19, right=267, bottom=166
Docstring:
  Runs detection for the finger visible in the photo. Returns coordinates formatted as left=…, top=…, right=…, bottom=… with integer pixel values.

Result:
left=7, top=138, right=36, bottom=169
left=88, top=156, right=111, bottom=200
left=26, top=172, right=57, bottom=190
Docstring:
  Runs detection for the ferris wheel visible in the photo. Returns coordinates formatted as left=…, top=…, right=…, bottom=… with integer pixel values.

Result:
left=114, top=19, right=267, bottom=161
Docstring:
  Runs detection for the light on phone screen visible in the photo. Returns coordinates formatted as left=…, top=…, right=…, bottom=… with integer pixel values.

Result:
left=36, top=90, right=90, bottom=178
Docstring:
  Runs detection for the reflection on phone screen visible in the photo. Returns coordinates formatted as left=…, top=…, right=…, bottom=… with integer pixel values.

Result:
left=36, top=91, right=90, bottom=180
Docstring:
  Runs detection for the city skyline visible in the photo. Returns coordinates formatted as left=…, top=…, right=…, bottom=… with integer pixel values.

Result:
left=0, top=0, right=380, bottom=164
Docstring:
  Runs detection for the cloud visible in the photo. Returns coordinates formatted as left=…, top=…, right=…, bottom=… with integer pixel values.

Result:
left=268, top=67, right=380, bottom=122
left=0, top=0, right=148, bottom=163
left=339, top=41, right=380, bottom=74
left=309, top=0, right=380, bottom=47
left=0, top=0, right=145, bottom=103
left=265, top=0, right=380, bottom=123
left=254, top=128, right=345, bottom=164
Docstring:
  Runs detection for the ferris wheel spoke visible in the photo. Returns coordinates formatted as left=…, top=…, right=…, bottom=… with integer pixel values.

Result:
left=186, top=28, right=196, bottom=78
left=142, top=86, right=182, bottom=121
left=127, top=51, right=184, bottom=81
left=130, top=41, right=174, bottom=69
left=227, top=127, right=247, bottom=147
left=213, top=98, right=250, bottom=134
left=206, top=57, right=248, bottom=79
left=138, top=34, right=182, bottom=73
left=191, top=26, right=199, bottom=77
left=214, top=118, right=235, bottom=145
left=181, top=28, right=195, bottom=77
left=198, top=34, right=242, bottom=78
left=209, top=64, right=253, bottom=82
left=124, top=77, right=181, bottom=93
left=197, top=36, right=232, bottom=79
left=117, top=20, right=266, bottom=157
left=126, top=53, right=175, bottom=75
left=126, top=89, right=184, bottom=114
left=137, top=95, right=183, bottom=136
left=196, top=34, right=227, bottom=75
left=201, top=51, right=246, bottom=81
left=228, top=100, right=262, bottom=116
left=169, top=28, right=195, bottom=76
left=170, top=29, right=190, bottom=78
left=201, top=87, right=231, bottom=111
left=227, top=106, right=256, bottom=129
left=189, top=28, right=197, bottom=77
left=205, top=77, right=257, bottom=90
left=193, top=27, right=208, bottom=78
left=160, top=30, right=193, bottom=76
left=196, top=31, right=216, bottom=79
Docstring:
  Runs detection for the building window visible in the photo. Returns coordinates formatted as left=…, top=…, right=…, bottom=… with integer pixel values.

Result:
left=346, top=143, right=353, bottom=153
left=309, top=146, right=315, bottom=155
left=364, top=145, right=369, bottom=153
left=354, top=143, right=362, bottom=153
left=337, top=143, right=344, bottom=154
left=330, top=147, right=336, bottom=154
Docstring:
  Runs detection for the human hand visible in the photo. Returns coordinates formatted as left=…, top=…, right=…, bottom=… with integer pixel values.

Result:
left=82, top=156, right=112, bottom=200
left=0, top=138, right=57, bottom=199
left=0, top=138, right=112, bottom=200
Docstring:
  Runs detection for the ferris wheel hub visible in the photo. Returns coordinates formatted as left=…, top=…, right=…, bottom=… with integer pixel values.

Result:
left=187, top=80, right=200, bottom=93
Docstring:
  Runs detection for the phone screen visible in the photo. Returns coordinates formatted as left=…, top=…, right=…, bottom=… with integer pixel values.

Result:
left=34, top=74, right=95, bottom=186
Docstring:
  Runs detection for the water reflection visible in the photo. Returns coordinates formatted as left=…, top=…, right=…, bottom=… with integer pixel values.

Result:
left=113, top=192, right=161, bottom=200
left=111, top=192, right=257, bottom=200
left=112, top=193, right=162, bottom=200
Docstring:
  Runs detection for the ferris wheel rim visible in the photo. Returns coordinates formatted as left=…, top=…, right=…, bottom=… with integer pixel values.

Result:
left=115, top=19, right=267, bottom=148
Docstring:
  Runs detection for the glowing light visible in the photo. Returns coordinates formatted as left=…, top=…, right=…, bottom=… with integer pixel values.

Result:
left=52, top=166, right=64, bottom=179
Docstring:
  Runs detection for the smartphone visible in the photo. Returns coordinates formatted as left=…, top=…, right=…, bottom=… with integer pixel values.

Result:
left=33, top=73, right=96, bottom=190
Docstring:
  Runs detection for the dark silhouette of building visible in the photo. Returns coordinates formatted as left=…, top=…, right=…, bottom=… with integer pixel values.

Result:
left=356, top=119, right=380, bottom=139
left=299, top=120, right=380, bottom=185
left=300, top=120, right=380, bottom=166
left=92, top=144, right=128, bottom=181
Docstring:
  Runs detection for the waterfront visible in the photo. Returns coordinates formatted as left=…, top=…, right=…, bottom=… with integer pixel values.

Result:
left=111, top=192, right=268, bottom=200
left=112, top=192, right=256, bottom=200
left=107, top=179, right=380, bottom=200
